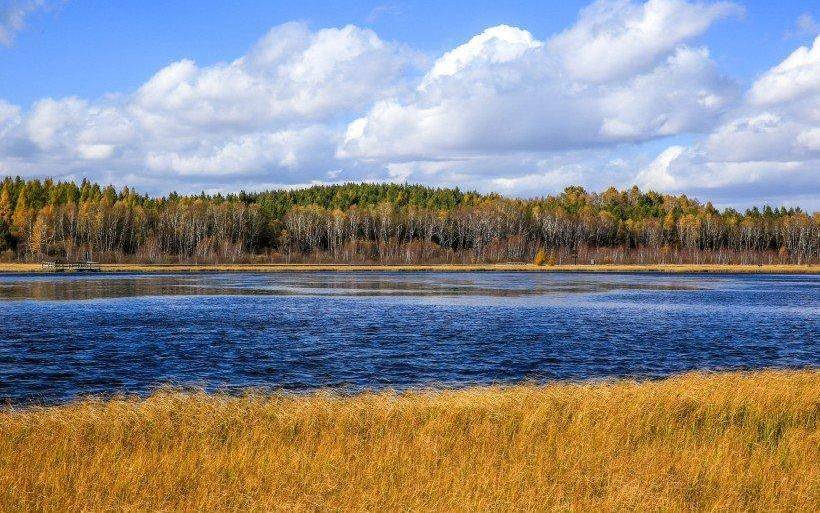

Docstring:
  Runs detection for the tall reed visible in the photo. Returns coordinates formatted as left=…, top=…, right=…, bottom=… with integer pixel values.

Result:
left=1, top=370, right=818, bottom=511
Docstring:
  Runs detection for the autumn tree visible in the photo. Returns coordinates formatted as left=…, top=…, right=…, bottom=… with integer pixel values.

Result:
left=0, top=177, right=815, bottom=265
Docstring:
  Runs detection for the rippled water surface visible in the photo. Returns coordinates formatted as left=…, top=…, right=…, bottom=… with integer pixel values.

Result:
left=0, top=272, right=817, bottom=403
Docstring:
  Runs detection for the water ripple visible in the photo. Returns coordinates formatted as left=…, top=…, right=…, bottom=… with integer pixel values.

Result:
left=0, top=272, right=817, bottom=404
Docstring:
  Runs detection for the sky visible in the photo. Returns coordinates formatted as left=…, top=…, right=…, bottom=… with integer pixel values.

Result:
left=0, top=0, right=817, bottom=209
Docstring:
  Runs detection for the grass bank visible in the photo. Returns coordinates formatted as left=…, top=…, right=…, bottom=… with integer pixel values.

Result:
left=0, top=262, right=818, bottom=274
left=1, top=370, right=818, bottom=511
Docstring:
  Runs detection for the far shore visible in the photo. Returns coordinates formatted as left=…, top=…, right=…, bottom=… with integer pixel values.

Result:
left=0, top=262, right=818, bottom=274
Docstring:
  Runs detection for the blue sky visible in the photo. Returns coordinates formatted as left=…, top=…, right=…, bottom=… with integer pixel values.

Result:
left=2, top=0, right=813, bottom=105
left=0, top=0, right=818, bottom=207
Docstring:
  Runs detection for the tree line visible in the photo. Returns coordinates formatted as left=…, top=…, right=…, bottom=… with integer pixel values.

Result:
left=0, top=176, right=817, bottom=264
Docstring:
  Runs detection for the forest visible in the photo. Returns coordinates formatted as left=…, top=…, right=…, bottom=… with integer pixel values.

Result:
left=0, top=176, right=817, bottom=265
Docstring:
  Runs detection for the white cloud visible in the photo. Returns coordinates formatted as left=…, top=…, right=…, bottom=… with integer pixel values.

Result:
left=420, top=25, right=542, bottom=87
left=797, top=127, right=820, bottom=151
left=637, top=36, right=820, bottom=206
left=701, top=112, right=819, bottom=163
left=637, top=147, right=818, bottom=207
left=379, top=149, right=637, bottom=197
left=635, top=145, right=686, bottom=190
left=547, top=0, right=741, bottom=82
left=748, top=35, right=820, bottom=106
left=24, top=97, right=135, bottom=159
left=0, top=100, right=20, bottom=138
left=0, top=22, right=416, bottom=189
left=0, top=0, right=48, bottom=46
left=131, top=23, right=415, bottom=137
left=144, top=126, right=336, bottom=177
left=341, top=0, right=738, bottom=161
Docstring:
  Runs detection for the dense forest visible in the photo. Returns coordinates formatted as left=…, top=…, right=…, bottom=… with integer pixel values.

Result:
left=0, top=176, right=817, bottom=265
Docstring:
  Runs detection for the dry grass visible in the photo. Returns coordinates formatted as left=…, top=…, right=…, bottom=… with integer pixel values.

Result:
left=1, top=370, right=818, bottom=512
left=0, top=262, right=818, bottom=274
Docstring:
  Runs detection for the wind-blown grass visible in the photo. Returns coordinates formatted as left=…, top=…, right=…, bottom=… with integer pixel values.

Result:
left=1, top=370, right=818, bottom=511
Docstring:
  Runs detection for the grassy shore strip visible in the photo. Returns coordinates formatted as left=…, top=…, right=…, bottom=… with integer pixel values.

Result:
left=1, top=371, right=818, bottom=511
left=0, top=262, right=819, bottom=274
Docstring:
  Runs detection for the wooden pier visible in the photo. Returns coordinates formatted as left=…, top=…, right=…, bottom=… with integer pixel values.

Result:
left=41, top=261, right=101, bottom=273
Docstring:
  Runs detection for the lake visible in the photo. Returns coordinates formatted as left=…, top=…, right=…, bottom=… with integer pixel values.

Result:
left=0, top=272, right=817, bottom=404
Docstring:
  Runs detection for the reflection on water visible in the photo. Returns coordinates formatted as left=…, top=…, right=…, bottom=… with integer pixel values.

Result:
left=0, top=272, right=703, bottom=300
left=0, top=272, right=817, bottom=404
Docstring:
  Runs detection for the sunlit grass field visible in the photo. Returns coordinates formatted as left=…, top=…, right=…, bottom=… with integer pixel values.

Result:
left=1, top=370, right=818, bottom=511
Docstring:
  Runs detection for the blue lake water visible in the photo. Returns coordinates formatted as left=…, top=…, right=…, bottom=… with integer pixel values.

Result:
left=0, top=272, right=817, bottom=404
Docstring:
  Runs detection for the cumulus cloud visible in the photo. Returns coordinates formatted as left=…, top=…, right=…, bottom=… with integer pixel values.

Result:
left=25, top=98, right=135, bottom=158
left=637, top=36, right=820, bottom=206
left=341, top=0, right=738, bottom=163
left=420, top=25, right=543, bottom=87
left=748, top=35, right=820, bottom=106
left=0, top=22, right=416, bottom=190
left=131, top=23, right=414, bottom=137
left=144, top=126, right=337, bottom=179
left=635, top=145, right=686, bottom=190
left=547, top=0, right=741, bottom=82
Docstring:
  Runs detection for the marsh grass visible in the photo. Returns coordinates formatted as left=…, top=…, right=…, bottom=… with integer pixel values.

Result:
left=1, top=370, right=818, bottom=511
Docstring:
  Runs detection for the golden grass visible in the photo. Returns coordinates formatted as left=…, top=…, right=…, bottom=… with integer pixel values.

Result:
left=0, top=262, right=818, bottom=274
left=1, top=370, right=818, bottom=512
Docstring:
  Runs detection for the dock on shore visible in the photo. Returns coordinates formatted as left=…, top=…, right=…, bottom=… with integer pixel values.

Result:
left=40, top=261, right=101, bottom=273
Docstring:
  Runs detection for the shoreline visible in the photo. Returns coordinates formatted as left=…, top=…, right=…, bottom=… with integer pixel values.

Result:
left=2, top=370, right=817, bottom=511
left=0, top=262, right=818, bottom=274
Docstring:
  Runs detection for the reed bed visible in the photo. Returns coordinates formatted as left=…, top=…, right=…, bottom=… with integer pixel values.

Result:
left=1, top=370, right=818, bottom=512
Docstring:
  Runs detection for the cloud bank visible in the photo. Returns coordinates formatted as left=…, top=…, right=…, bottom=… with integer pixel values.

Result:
left=0, top=0, right=817, bottom=208
left=637, top=35, right=820, bottom=206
